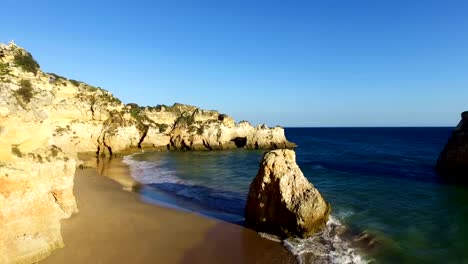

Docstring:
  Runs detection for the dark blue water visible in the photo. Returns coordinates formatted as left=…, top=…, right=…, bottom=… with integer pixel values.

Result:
left=125, top=127, right=468, bottom=263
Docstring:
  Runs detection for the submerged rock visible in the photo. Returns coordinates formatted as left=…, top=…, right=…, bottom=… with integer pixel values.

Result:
left=436, top=111, right=468, bottom=182
left=245, top=149, right=330, bottom=238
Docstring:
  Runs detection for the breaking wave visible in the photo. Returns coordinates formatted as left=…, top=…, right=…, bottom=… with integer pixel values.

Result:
left=283, top=216, right=370, bottom=264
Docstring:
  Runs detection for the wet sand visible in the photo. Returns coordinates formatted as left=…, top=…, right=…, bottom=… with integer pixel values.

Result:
left=42, top=156, right=295, bottom=264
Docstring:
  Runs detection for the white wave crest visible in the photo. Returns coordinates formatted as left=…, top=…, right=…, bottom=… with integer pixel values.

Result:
left=122, top=154, right=189, bottom=185
left=283, top=216, right=370, bottom=264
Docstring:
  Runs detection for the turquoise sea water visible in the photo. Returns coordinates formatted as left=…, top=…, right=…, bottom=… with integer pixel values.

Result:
left=124, top=127, right=468, bottom=263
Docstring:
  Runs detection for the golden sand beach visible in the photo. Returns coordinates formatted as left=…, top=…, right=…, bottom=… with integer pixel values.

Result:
left=42, top=156, right=294, bottom=264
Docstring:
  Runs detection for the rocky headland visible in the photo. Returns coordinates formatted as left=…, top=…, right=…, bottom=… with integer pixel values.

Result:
left=436, top=111, right=468, bottom=182
left=0, top=42, right=296, bottom=263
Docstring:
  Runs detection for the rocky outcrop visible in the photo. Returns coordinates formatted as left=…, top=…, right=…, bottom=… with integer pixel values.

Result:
left=0, top=147, right=77, bottom=264
left=245, top=149, right=330, bottom=238
left=166, top=115, right=295, bottom=151
left=436, top=111, right=468, bottom=182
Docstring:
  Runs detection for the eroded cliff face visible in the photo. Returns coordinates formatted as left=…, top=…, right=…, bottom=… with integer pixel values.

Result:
left=152, top=106, right=295, bottom=151
left=1, top=43, right=79, bottom=263
left=0, top=147, right=77, bottom=264
left=436, top=111, right=468, bottom=182
left=1, top=42, right=294, bottom=157
left=245, top=149, right=330, bottom=239
left=0, top=42, right=296, bottom=263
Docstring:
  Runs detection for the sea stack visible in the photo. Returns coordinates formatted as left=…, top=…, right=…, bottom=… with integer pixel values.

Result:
left=245, top=149, right=330, bottom=238
left=436, top=111, right=468, bottom=182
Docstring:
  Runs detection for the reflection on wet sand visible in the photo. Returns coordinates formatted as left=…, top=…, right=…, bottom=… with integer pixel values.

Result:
left=80, top=154, right=141, bottom=191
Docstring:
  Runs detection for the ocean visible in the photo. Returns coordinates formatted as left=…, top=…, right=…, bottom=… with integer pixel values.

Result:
left=123, top=127, right=468, bottom=263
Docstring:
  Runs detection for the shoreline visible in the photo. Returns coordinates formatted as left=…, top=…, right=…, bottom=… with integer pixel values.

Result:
left=117, top=151, right=371, bottom=263
left=42, top=154, right=295, bottom=263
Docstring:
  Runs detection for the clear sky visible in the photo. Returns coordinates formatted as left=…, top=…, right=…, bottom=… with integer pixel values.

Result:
left=2, top=0, right=467, bottom=126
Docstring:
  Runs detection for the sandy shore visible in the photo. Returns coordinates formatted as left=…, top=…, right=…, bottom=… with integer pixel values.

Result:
left=42, top=156, right=295, bottom=264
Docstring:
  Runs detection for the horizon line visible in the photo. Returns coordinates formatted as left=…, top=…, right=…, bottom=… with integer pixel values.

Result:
left=283, top=126, right=454, bottom=128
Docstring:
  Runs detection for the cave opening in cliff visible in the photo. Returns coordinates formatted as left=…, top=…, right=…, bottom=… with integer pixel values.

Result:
left=181, top=140, right=192, bottom=151
left=232, top=137, right=247, bottom=148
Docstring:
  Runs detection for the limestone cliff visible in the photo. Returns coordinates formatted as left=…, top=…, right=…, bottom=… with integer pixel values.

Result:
left=245, top=149, right=330, bottom=239
left=436, top=111, right=468, bottom=182
left=0, top=42, right=295, bottom=263
left=1, top=42, right=294, bottom=157
left=0, top=147, right=77, bottom=264
left=0, top=42, right=79, bottom=263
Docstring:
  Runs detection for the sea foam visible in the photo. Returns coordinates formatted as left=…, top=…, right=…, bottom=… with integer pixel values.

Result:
left=123, top=153, right=189, bottom=185
left=283, top=216, right=370, bottom=264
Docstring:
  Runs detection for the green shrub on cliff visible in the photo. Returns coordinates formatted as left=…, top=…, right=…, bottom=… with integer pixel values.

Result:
left=128, top=104, right=147, bottom=122
left=197, top=126, right=205, bottom=135
left=49, top=72, right=67, bottom=80
left=11, top=146, right=22, bottom=157
left=126, top=103, right=138, bottom=108
left=155, top=123, right=169, bottom=132
left=218, top=114, right=231, bottom=122
left=0, top=63, right=11, bottom=82
left=175, top=114, right=195, bottom=127
left=130, top=107, right=142, bottom=121
left=0, top=62, right=10, bottom=75
left=107, top=95, right=121, bottom=104
left=14, top=52, right=40, bottom=74
left=16, top=79, right=34, bottom=103
left=69, top=79, right=81, bottom=87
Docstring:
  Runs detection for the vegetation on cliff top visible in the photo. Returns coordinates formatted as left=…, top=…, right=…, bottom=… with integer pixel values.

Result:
left=0, top=62, right=10, bottom=75
left=69, top=79, right=81, bottom=87
left=126, top=103, right=171, bottom=133
left=49, top=72, right=67, bottom=81
left=175, top=113, right=195, bottom=127
left=14, top=52, right=40, bottom=74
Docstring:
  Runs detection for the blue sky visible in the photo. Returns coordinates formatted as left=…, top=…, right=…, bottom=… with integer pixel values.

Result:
left=2, top=0, right=467, bottom=126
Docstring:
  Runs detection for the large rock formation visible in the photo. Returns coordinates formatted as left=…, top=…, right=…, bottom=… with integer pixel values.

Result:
left=1, top=43, right=78, bottom=263
left=0, top=41, right=296, bottom=263
left=158, top=105, right=295, bottom=151
left=0, top=147, right=77, bottom=264
left=1, top=42, right=295, bottom=157
left=245, top=149, right=330, bottom=239
left=436, top=111, right=468, bottom=182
